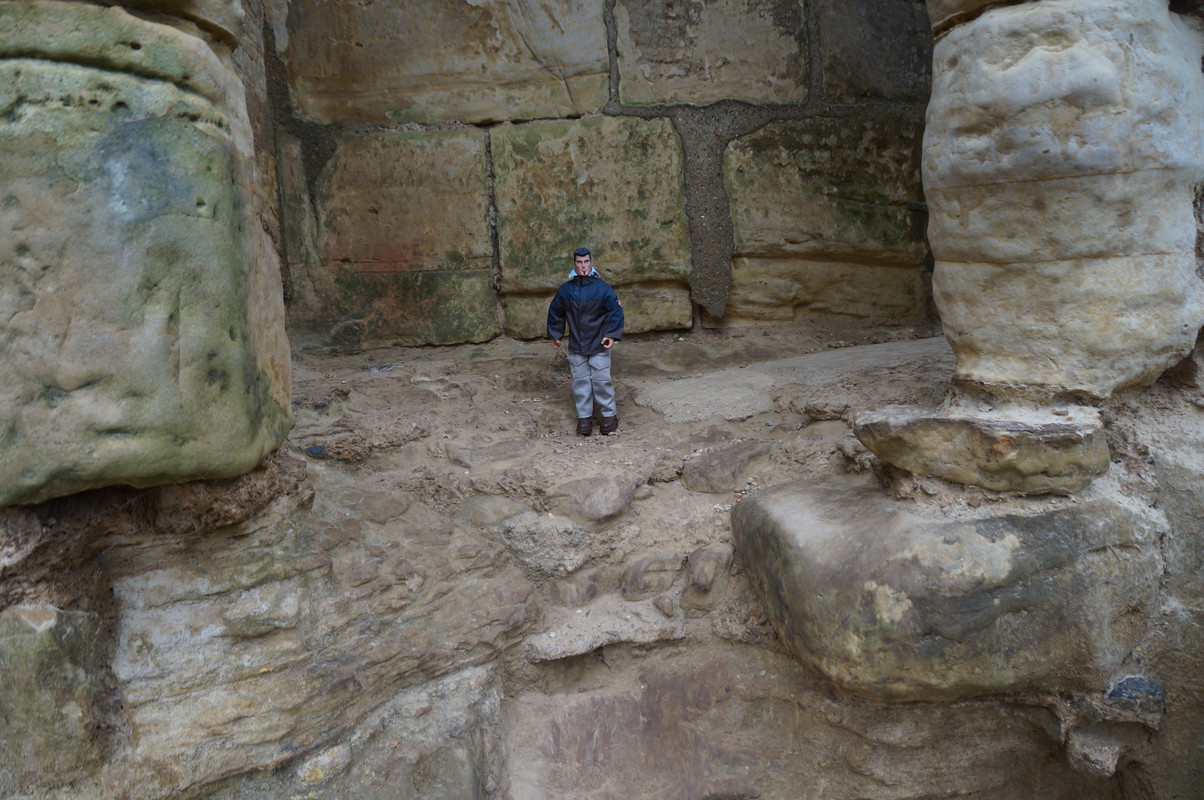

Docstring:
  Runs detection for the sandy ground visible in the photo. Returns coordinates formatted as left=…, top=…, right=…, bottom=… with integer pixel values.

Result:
left=283, top=321, right=953, bottom=515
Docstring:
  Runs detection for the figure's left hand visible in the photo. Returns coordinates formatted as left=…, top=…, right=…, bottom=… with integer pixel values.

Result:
left=601, top=337, right=614, bottom=349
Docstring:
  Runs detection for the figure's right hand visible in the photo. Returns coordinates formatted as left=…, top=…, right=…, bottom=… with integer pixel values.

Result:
left=551, top=339, right=561, bottom=349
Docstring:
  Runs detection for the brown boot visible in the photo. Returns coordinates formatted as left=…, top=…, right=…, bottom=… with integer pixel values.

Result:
left=599, top=416, right=618, bottom=435
left=576, top=417, right=593, bottom=436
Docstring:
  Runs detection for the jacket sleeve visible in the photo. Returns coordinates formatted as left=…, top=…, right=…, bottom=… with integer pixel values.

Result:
left=604, top=286, right=624, bottom=340
left=547, top=287, right=567, bottom=340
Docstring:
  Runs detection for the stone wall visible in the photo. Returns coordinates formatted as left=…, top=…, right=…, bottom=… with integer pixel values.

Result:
left=273, top=0, right=934, bottom=346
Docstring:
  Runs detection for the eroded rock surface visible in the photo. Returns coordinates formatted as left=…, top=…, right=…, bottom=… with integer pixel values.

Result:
left=279, top=0, right=609, bottom=125
left=493, top=116, right=693, bottom=339
left=855, top=403, right=1109, bottom=494
left=733, top=480, right=1163, bottom=700
left=0, top=0, right=291, bottom=506
left=614, top=0, right=809, bottom=106
left=926, top=0, right=1204, bottom=400
left=724, top=117, right=928, bottom=323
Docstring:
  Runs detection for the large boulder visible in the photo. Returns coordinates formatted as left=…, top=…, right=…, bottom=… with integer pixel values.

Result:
left=732, top=480, right=1163, bottom=700
left=0, top=1, right=291, bottom=506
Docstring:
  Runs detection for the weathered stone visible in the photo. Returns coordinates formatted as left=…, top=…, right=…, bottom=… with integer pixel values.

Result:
left=527, top=593, right=686, bottom=661
left=1135, top=432, right=1204, bottom=797
left=548, top=565, right=621, bottom=607
left=817, top=0, right=932, bottom=102
left=457, top=494, right=529, bottom=530
left=493, top=116, right=692, bottom=331
left=925, top=0, right=995, bottom=29
left=446, top=437, right=531, bottom=469
left=550, top=472, right=637, bottom=523
left=854, top=403, right=1110, bottom=494
left=725, top=258, right=928, bottom=322
left=507, top=647, right=1112, bottom=799
left=924, top=0, right=1204, bottom=400
left=119, top=0, right=247, bottom=41
left=614, top=0, right=808, bottom=106
left=0, top=2, right=292, bottom=506
left=724, top=117, right=928, bottom=323
left=280, top=0, right=608, bottom=125
left=98, top=490, right=535, bottom=797
left=621, top=550, right=684, bottom=599
left=0, top=605, right=101, bottom=792
left=290, top=129, right=498, bottom=345
left=682, top=440, right=771, bottom=493
left=732, top=480, right=1163, bottom=700
left=681, top=544, right=733, bottom=611
left=205, top=665, right=505, bottom=800
left=498, top=510, right=595, bottom=576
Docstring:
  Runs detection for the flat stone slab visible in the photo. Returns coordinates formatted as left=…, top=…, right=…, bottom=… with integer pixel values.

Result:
left=732, top=480, right=1162, bottom=701
left=631, top=336, right=953, bottom=422
left=854, top=403, right=1109, bottom=495
left=526, top=593, right=686, bottom=662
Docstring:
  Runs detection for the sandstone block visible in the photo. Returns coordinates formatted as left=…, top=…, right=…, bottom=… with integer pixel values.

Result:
left=854, top=404, right=1109, bottom=494
left=817, top=0, right=932, bottom=102
left=280, top=0, right=608, bottom=125
left=935, top=253, right=1202, bottom=400
left=494, top=116, right=691, bottom=291
left=725, top=117, right=928, bottom=322
left=725, top=258, right=927, bottom=323
left=0, top=3, right=291, bottom=506
left=0, top=605, right=102, bottom=792
left=292, top=130, right=498, bottom=345
left=621, top=550, right=684, bottom=599
left=732, top=480, right=1163, bottom=700
left=614, top=0, right=808, bottom=105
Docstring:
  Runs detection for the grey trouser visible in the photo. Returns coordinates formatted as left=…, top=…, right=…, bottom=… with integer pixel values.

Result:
left=567, top=351, right=616, bottom=418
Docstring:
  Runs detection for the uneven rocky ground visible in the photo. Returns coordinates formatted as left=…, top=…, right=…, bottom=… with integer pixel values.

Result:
left=12, top=320, right=1203, bottom=799
left=226, top=320, right=1126, bottom=800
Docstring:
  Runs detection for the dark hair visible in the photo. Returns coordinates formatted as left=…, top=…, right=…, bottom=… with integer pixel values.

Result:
left=573, top=247, right=591, bottom=257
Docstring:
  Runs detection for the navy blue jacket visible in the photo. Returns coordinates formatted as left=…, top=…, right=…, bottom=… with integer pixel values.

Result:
left=547, top=274, right=624, bottom=356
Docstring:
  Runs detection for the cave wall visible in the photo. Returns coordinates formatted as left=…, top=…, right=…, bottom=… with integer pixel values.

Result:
left=271, top=0, right=934, bottom=347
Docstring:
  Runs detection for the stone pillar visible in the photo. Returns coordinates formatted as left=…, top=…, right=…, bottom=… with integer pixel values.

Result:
left=857, top=0, right=1204, bottom=494
left=0, top=0, right=292, bottom=506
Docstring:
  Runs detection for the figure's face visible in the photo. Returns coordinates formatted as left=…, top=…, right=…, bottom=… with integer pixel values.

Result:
left=574, top=254, right=592, bottom=275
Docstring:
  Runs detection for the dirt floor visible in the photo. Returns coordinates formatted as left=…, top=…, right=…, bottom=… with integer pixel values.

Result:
left=283, top=319, right=952, bottom=520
